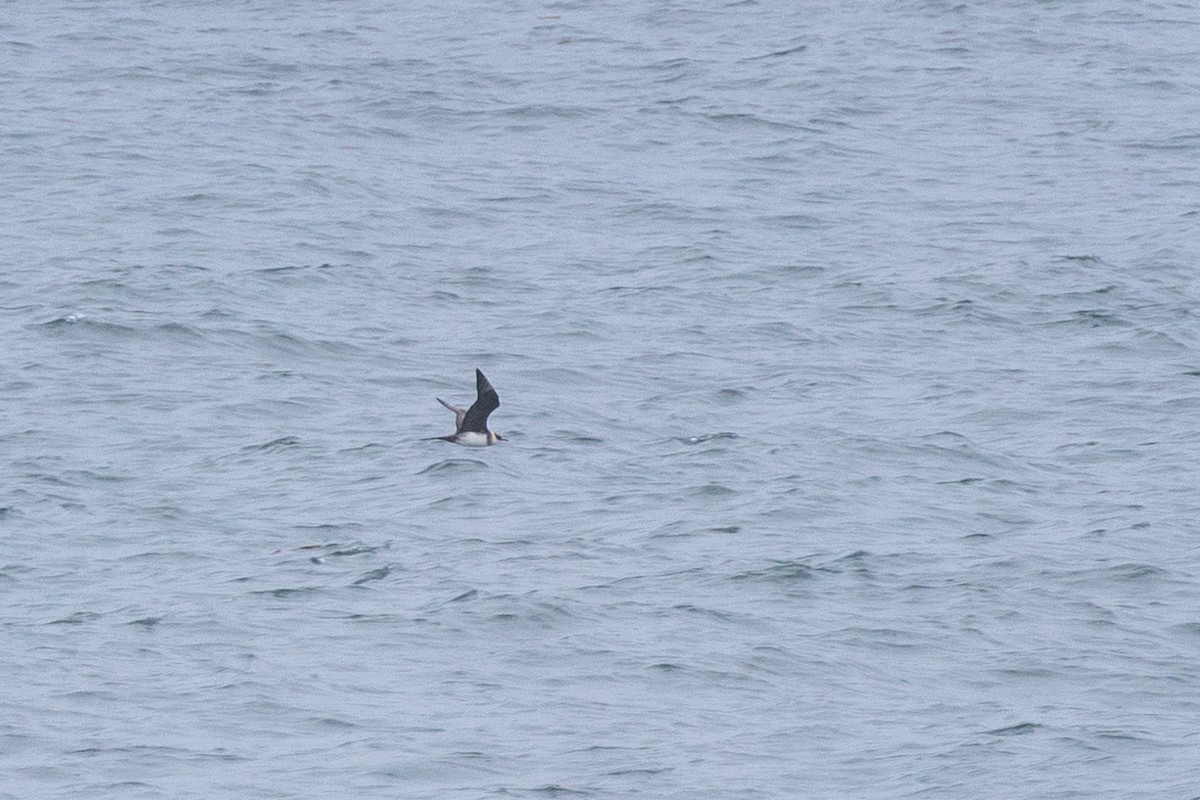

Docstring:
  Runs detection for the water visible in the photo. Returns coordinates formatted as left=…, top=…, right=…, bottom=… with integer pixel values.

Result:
left=3, top=1, right=1200, bottom=797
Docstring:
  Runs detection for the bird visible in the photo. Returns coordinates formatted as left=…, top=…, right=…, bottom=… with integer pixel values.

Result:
left=431, top=368, right=503, bottom=446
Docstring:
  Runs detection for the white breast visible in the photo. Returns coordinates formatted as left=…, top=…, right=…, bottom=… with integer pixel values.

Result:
left=453, top=431, right=490, bottom=447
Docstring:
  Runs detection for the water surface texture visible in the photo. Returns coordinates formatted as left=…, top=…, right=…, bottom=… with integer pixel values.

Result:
left=3, top=2, right=1200, bottom=798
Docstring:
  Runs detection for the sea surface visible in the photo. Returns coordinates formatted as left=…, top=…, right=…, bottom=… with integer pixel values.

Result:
left=3, top=2, right=1200, bottom=798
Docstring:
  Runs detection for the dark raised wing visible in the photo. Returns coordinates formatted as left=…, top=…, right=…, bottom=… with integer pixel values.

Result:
left=459, top=368, right=500, bottom=433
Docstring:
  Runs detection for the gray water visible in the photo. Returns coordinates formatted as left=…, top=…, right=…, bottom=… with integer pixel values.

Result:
left=3, top=2, right=1200, bottom=797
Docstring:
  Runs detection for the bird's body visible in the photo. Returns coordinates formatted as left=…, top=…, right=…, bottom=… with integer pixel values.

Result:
left=433, top=369, right=503, bottom=446
left=448, top=430, right=496, bottom=447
